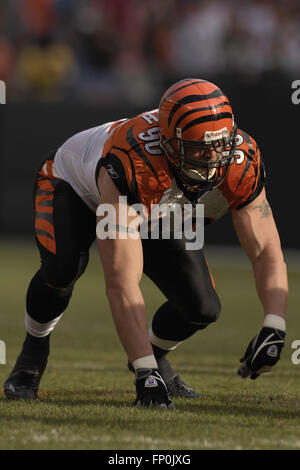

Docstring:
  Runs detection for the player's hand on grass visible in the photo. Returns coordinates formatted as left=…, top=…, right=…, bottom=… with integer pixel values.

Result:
left=237, top=327, right=285, bottom=380
left=134, top=368, right=175, bottom=408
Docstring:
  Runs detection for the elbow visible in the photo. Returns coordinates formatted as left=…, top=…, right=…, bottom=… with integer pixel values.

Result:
left=251, top=238, right=285, bottom=265
left=252, top=244, right=287, bottom=277
left=105, top=276, right=124, bottom=299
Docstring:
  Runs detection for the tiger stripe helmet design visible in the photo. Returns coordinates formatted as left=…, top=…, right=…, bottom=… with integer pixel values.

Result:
left=159, top=78, right=237, bottom=191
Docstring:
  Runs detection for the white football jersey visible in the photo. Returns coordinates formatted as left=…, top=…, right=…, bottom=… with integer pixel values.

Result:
left=52, top=122, right=116, bottom=211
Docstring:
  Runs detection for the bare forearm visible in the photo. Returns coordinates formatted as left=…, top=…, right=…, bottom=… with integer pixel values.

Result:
left=252, top=251, right=288, bottom=319
left=106, top=283, right=153, bottom=362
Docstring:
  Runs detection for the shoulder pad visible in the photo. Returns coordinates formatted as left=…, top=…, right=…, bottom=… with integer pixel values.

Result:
left=221, top=129, right=264, bottom=209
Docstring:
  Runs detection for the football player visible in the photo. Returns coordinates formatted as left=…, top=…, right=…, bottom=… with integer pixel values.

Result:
left=4, top=79, right=288, bottom=407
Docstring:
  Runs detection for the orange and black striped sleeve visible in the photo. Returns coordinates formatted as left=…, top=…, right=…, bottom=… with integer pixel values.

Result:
left=231, top=132, right=266, bottom=210
left=236, top=154, right=266, bottom=209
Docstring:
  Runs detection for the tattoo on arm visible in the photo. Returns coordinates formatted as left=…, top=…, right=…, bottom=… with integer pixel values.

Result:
left=252, top=199, right=271, bottom=218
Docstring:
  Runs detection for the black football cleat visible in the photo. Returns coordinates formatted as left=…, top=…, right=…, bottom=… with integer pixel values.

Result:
left=4, top=333, right=49, bottom=400
left=166, top=375, right=200, bottom=399
left=4, top=369, right=41, bottom=400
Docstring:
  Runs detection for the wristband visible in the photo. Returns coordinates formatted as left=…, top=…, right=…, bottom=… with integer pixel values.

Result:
left=263, top=314, right=286, bottom=332
left=132, top=354, right=158, bottom=371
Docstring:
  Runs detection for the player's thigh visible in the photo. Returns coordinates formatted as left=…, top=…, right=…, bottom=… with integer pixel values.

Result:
left=142, top=237, right=220, bottom=322
left=34, top=176, right=96, bottom=287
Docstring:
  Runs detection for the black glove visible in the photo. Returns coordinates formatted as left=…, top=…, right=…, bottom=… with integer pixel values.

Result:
left=237, top=327, right=285, bottom=380
left=134, top=368, right=175, bottom=408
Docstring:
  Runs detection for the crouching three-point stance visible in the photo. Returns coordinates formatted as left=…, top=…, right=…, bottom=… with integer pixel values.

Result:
left=4, top=79, right=288, bottom=407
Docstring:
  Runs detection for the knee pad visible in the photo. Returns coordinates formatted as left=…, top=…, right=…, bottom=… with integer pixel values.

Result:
left=192, top=293, right=221, bottom=325
left=150, top=302, right=206, bottom=345
left=26, top=270, right=74, bottom=323
left=39, top=251, right=89, bottom=289
left=181, top=290, right=221, bottom=326
left=151, top=295, right=221, bottom=346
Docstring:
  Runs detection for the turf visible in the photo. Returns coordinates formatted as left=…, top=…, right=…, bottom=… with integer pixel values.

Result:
left=0, top=240, right=300, bottom=450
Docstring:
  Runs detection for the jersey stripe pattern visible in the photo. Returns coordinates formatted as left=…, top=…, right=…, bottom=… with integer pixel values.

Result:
left=34, top=166, right=59, bottom=254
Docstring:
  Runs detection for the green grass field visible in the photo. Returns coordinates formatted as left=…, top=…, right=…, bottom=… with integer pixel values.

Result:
left=0, top=240, right=300, bottom=450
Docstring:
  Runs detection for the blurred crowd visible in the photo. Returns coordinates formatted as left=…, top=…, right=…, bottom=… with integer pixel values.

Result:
left=0, top=0, right=300, bottom=105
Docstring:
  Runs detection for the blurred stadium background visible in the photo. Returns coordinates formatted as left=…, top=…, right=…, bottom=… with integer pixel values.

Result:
left=0, top=0, right=300, bottom=249
left=1, top=0, right=300, bottom=451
